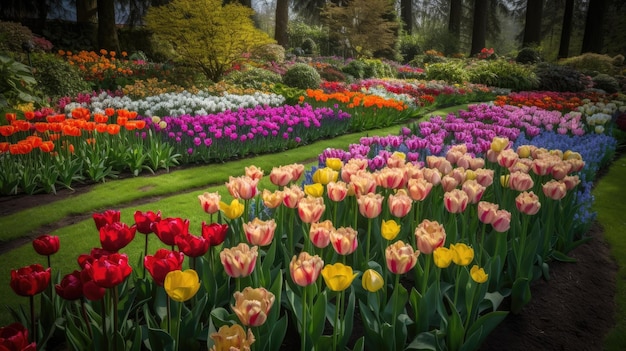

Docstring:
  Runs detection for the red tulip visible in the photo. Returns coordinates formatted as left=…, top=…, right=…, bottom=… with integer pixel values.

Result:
left=92, top=209, right=121, bottom=230
left=32, top=234, right=60, bottom=256
left=153, top=217, right=189, bottom=246
left=134, top=210, right=161, bottom=234
left=175, top=234, right=209, bottom=258
left=85, top=253, right=132, bottom=289
left=0, top=323, right=36, bottom=351
left=201, top=222, right=229, bottom=246
left=77, top=248, right=113, bottom=268
left=55, top=270, right=83, bottom=300
left=10, top=264, right=51, bottom=297
left=80, top=269, right=105, bottom=301
left=144, top=249, right=184, bottom=286
left=99, top=222, right=136, bottom=252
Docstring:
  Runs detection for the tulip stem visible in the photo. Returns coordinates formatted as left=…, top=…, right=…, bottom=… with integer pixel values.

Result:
left=80, top=298, right=93, bottom=338
left=333, top=291, right=341, bottom=351
left=101, top=299, right=108, bottom=351
left=143, top=234, right=149, bottom=279
left=392, top=274, right=400, bottom=350
left=301, top=285, right=307, bottom=351
left=29, top=295, right=35, bottom=343
left=365, top=218, right=372, bottom=267
left=112, top=287, right=119, bottom=351
left=166, top=295, right=171, bottom=335
left=421, top=255, right=431, bottom=296
left=175, top=301, right=182, bottom=351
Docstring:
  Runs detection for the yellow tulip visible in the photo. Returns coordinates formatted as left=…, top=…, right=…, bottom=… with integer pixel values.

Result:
left=312, top=167, right=339, bottom=185
left=304, top=183, right=325, bottom=197
left=470, top=265, right=488, bottom=283
left=164, top=269, right=201, bottom=302
left=362, top=269, right=384, bottom=292
left=325, top=157, right=343, bottom=171
left=219, top=199, right=245, bottom=219
left=450, top=243, right=474, bottom=266
left=210, top=324, right=255, bottom=351
left=433, top=247, right=453, bottom=268
left=321, top=263, right=358, bottom=292
left=381, top=219, right=401, bottom=241
left=490, top=136, right=509, bottom=152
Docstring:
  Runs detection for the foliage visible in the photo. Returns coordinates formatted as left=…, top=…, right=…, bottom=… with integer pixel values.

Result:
left=398, top=34, right=422, bottom=63
left=425, top=60, right=469, bottom=84
left=341, top=59, right=367, bottom=79
left=122, top=78, right=194, bottom=99
left=468, top=59, right=539, bottom=91
left=250, top=44, right=286, bottom=64
left=592, top=74, right=620, bottom=93
left=0, top=55, right=42, bottom=112
left=145, top=0, right=275, bottom=82
left=559, top=53, right=617, bottom=75
left=301, top=38, right=318, bottom=56
left=31, top=53, right=91, bottom=99
left=283, top=63, right=322, bottom=90
left=516, top=47, right=542, bottom=64
left=534, top=63, right=593, bottom=92
left=287, top=21, right=332, bottom=56
left=0, top=21, right=44, bottom=54
left=312, top=63, right=346, bottom=82
left=223, top=67, right=283, bottom=90
left=41, top=21, right=96, bottom=53
left=321, top=0, right=399, bottom=58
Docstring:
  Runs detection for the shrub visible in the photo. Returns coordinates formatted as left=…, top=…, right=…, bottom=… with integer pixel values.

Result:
left=342, top=59, right=367, bottom=79
left=425, top=60, right=469, bottom=84
left=398, top=34, right=422, bottom=63
left=592, top=74, right=619, bottom=93
left=31, top=53, right=91, bottom=99
left=0, top=55, right=42, bottom=111
left=516, top=47, right=542, bottom=64
left=301, top=38, right=318, bottom=55
left=468, top=59, right=539, bottom=91
left=362, top=59, right=395, bottom=78
left=318, top=65, right=345, bottom=82
left=287, top=21, right=333, bottom=57
left=283, top=63, right=321, bottom=89
left=250, top=43, right=286, bottom=63
left=534, top=63, right=593, bottom=92
left=559, top=53, right=616, bottom=75
left=0, top=21, right=35, bottom=54
left=223, top=66, right=282, bottom=90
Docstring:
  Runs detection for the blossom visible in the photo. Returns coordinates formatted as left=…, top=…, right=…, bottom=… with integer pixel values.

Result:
left=210, top=324, right=255, bottom=351
left=10, top=264, right=51, bottom=297
left=470, top=265, right=488, bottom=283
left=515, top=191, right=542, bottom=215
left=32, top=234, right=60, bottom=256
left=330, top=226, right=359, bottom=255
left=492, top=210, right=511, bottom=232
left=543, top=180, right=567, bottom=200
left=153, top=217, right=190, bottom=246
left=243, top=218, right=276, bottom=246
left=232, top=287, right=275, bottom=327
left=201, top=222, right=229, bottom=246
left=85, top=253, right=132, bottom=289
left=0, top=323, right=36, bottom=351
left=312, top=167, right=339, bottom=185
left=362, top=269, right=384, bottom=292
left=414, top=219, right=446, bottom=254
left=164, top=269, right=201, bottom=302
left=321, top=263, right=358, bottom=291
left=176, top=234, right=209, bottom=257
left=220, top=243, right=258, bottom=278
left=297, top=196, right=326, bottom=223
left=477, top=201, right=499, bottom=224
left=381, top=219, right=401, bottom=241
left=134, top=210, right=161, bottom=234
left=92, top=209, right=120, bottom=230
left=407, top=178, right=433, bottom=201
left=99, top=222, right=137, bottom=252
left=226, top=176, right=259, bottom=200
left=198, top=192, right=221, bottom=214
left=262, top=189, right=284, bottom=209
left=444, top=189, right=469, bottom=213
left=433, top=247, right=453, bottom=268
left=309, top=220, right=334, bottom=248
left=290, top=252, right=324, bottom=287
left=327, top=181, right=348, bottom=202
left=450, top=243, right=474, bottom=266
left=357, top=193, right=383, bottom=219
left=385, top=240, right=419, bottom=274
left=388, top=190, right=412, bottom=217
left=220, top=199, right=245, bottom=219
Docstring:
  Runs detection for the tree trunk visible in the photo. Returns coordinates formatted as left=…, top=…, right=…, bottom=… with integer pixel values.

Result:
left=581, top=0, right=606, bottom=53
left=400, top=0, right=413, bottom=34
left=97, top=0, right=120, bottom=52
left=77, top=0, right=97, bottom=23
left=32, top=0, right=48, bottom=34
left=275, top=0, right=289, bottom=47
left=522, top=0, right=543, bottom=47
left=448, top=0, right=462, bottom=38
left=558, top=0, right=574, bottom=59
left=470, top=0, right=487, bottom=56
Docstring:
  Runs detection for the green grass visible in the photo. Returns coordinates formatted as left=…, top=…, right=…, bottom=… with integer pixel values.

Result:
left=594, top=153, right=626, bottom=350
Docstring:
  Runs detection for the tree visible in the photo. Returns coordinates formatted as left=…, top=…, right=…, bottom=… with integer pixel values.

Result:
left=448, top=0, right=462, bottom=38
left=581, top=0, right=607, bottom=53
left=322, top=0, right=399, bottom=58
left=470, top=0, right=488, bottom=56
left=145, top=0, right=275, bottom=82
left=401, top=0, right=413, bottom=34
left=97, top=0, right=120, bottom=52
left=558, top=0, right=574, bottom=58
left=77, top=0, right=98, bottom=23
left=522, top=0, right=543, bottom=47
left=275, top=0, right=289, bottom=47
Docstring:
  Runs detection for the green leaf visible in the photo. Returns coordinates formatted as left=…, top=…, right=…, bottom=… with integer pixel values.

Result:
left=461, top=311, right=508, bottom=351
left=511, top=277, right=532, bottom=314
left=551, top=250, right=578, bottom=263
left=268, top=315, right=288, bottom=351
left=310, top=291, right=327, bottom=342
left=445, top=297, right=465, bottom=351
left=406, top=331, right=439, bottom=351
left=142, top=325, right=175, bottom=351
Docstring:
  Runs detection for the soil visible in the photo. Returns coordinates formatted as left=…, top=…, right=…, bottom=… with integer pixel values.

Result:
left=0, top=181, right=618, bottom=350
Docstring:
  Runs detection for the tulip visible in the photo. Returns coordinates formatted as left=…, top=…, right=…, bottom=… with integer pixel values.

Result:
left=551, top=162, right=572, bottom=180
left=450, top=243, right=474, bottom=266
left=470, top=265, right=488, bottom=283
left=226, top=176, right=259, bottom=200
left=449, top=168, right=466, bottom=185
left=219, top=199, right=245, bottom=219
left=444, top=189, right=469, bottom=213
left=500, top=174, right=510, bottom=188
left=210, top=324, right=255, bottom=351
left=309, top=220, right=334, bottom=248
left=85, top=253, right=132, bottom=289
left=220, top=243, right=258, bottom=278
left=490, top=136, right=509, bottom=152
left=474, top=168, right=494, bottom=187
left=288, top=163, right=305, bottom=182
left=298, top=196, right=326, bottom=223
left=563, top=175, right=581, bottom=191
left=469, top=156, right=486, bottom=170
left=198, top=192, right=221, bottom=215
left=32, top=234, right=60, bottom=256
left=99, top=222, right=136, bottom=252
left=269, top=166, right=293, bottom=186
left=0, top=323, right=36, bottom=351
left=362, top=269, right=384, bottom=292
left=243, top=218, right=277, bottom=246
left=517, top=145, right=532, bottom=158
left=477, top=201, right=499, bottom=224
left=531, top=158, right=554, bottom=176
left=566, top=158, right=585, bottom=173
left=321, top=263, right=358, bottom=292
left=357, top=193, right=383, bottom=219
left=201, top=222, right=229, bottom=246
left=10, top=264, right=51, bottom=297
left=313, top=167, right=339, bottom=185
left=388, top=190, right=412, bottom=217
left=508, top=171, right=534, bottom=192
left=492, top=210, right=511, bottom=232
left=80, top=269, right=106, bottom=301
left=144, top=249, right=185, bottom=286
left=153, top=217, right=190, bottom=246
left=164, top=269, right=201, bottom=302
left=407, top=178, right=433, bottom=201
left=304, top=183, right=324, bottom=197
left=55, top=270, right=83, bottom=300
left=244, top=165, right=264, bottom=181
left=326, top=157, right=343, bottom=171
left=427, top=156, right=452, bottom=175
left=461, top=179, right=485, bottom=204
left=515, top=191, right=541, bottom=215
left=232, top=287, right=275, bottom=327
left=176, top=234, right=209, bottom=257
left=381, top=219, right=401, bottom=241
left=330, top=226, right=359, bottom=255
left=542, top=180, right=567, bottom=200
left=422, top=168, right=441, bottom=186
left=290, top=252, right=324, bottom=287
left=414, top=219, right=446, bottom=254
left=262, top=189, right=284, bottom=209
left=341, top=159, right=367, bottom=183
left=433, top=247, right=453, bottom=268
left=375, top=167, right=406, bottom=189
left=327, top=181, right=348, bottom=202
left=385, top=240, right=419, bottom=275
left=134, top=210, right=161, bottom=234
left=441, top=175, right=459, bottom=192
left=77, top=247, right=112, bottom=268
left=92, top=209, right=120, bottom=230
left=497, top=149, right=519, bottom=169
left=349, top=171, right=377, bottom=196
left=282, top=184, right=305, bottom=208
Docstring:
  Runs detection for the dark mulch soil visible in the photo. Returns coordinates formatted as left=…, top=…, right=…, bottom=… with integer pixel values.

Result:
left=0, top=184, right=618, bottom=350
